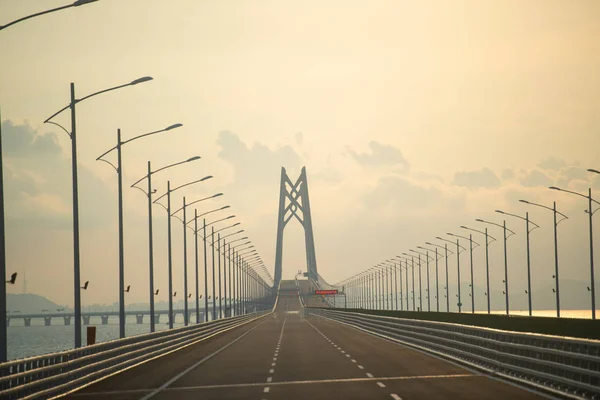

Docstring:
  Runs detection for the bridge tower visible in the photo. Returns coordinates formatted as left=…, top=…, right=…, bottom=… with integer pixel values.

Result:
left=273, top=167, right=319, bottom=288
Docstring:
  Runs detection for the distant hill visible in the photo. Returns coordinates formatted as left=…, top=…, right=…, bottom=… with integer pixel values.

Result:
left=6, top=294, right=69, bottom=314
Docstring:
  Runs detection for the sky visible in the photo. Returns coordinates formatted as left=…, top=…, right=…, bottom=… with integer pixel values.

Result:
left=1, top=0, right=600, bottom=312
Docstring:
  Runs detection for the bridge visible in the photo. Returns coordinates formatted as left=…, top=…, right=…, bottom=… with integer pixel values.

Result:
left=1, top=167, right=598, bottom=399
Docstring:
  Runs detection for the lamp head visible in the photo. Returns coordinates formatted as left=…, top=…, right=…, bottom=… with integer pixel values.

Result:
left=200, top=175, right=213, bottom=181
left=187, top=156, right=201, bottom=162
left=73, top=0, right=98, bottom=6
left=212, top=193, right=224, bottom=198
left=475, top=218, right=484, bottom=222
left=495, top=210, right=504, bottom=214
left=549, top=186, right=560, bottom=191
left=130, top=76, right=153, bottom=85
left=588, top=169, right=600, bottom=174
left=226, top=215, right=235, bottom=220
left=519, top=200, right=529, bottom=204
left=460, top=226, right=468, bottom=229
left=435, top=236, right=443, bottom=240
left=220, top=205, right=231, bottom=210
left=165, top=123, right=183, bottom=131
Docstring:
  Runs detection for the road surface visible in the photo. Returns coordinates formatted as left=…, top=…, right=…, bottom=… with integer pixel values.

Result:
left=66, top=281, right=552, bottom=400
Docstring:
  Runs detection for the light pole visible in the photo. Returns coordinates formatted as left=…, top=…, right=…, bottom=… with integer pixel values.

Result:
left=0, top=111, right=5, bottom=361
left=130, top=156, right=200, bottom=332
left=397, top=256, right=411, bottom=310
left=447, top=233, right=480, bottom=313
left=436, top=237, right=465, bottom=312
left=401, top=253, right=417, bottom=311
left=44, top=76, right=153, bottom=348
left=476, top=218, right=515, bottom=315
left=210, top=221, right=241, bottom=319
left=175, top=199, right=228, bottom=325
left=425, top=242, right=454, bottom=312
left=153, top=176, right=213, bottom=328
left=96, top=123, right=182, bottom=338
left=418, top=245, right=443, bottom=312
left=549, top=185, right=599, bottom=319
left=410, top=250, right=434, bottom=311
left=460, top=226, right=495, bottom=314
left=0, top=0, right=97, bottom=31
left=499, top=207, right=544, bottom=316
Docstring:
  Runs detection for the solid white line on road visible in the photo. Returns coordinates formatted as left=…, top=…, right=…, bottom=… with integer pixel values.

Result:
left=73, top=374, right=477, bottom=396
left=377, top=382, right=386, bottom=388
left=264, top=387, right=270, bottom=393
left=358, top=365, right=365, bottom=370
left=137, top=315, right=274, bottom=400
left=390, top=394, right=402, bottom=400
left=366, top=373, right=374, bottom=378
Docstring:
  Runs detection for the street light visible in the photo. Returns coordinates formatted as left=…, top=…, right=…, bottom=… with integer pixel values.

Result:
left=447, top=233, right=480, bottom=314
left=425, top=242, right=454, bottom=312
left=549, top=185, right=600, bottom=319
left=130, top=156, right=200, bottom=332
left=499, top=207, right=543, bottom=316
left=436, top=237, right=466, bottom=312
left=96, top=123, right=182, bottom=338
left=0, top=0, right=97, bottom=31
left=44, top=76, right=153, bottom=348
left=153, top=175, right=213, bottom=328
left=401, top=253, right=418, bottom=311
left=460, top=226, right=495, bottom=314
left=476, top=218, right=515, bottom=315
left=417, top=245, right=443, bottom=312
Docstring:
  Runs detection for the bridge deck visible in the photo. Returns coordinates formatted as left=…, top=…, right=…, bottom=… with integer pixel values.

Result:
left=66, top=285, right=550, bottom=400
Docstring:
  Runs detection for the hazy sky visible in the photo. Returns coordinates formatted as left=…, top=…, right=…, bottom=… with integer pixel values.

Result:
left=1, top=0, right=600, bottom=311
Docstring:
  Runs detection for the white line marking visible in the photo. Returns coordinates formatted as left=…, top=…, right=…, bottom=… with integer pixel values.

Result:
left=269, top=369, right=274, bottom=373
left=267, top=377, right=272, bottom=383
left=71, top=374, right=477, bottom=396
left=136, top=316, right=273, bottom=400
left=264, top=387, right=270, bottom=393
left=341, top=350, right=345, bottom=354
left=358, top=365, right=364, bottom=370
left=351, top=359, right=357, bottom=363
left=366, top=373, right=374, bottom=378
left=390, top=394, right=402, bottom=400
left=346, top=354, right=350, bottom=358
left=273, top=357, right=277, bottom=361
left=377, top=382, right=386, bottom=388
left=271, top=362, right=276, bottom=367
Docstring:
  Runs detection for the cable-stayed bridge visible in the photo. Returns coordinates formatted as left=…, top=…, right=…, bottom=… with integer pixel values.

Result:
left=1, top=168, right=598, bottom=400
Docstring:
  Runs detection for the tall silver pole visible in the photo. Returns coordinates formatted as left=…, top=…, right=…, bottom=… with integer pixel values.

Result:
left=211, top=227, right=216, bottom=320
left=117, top=129, right=125, bottom=338
left=588, top=189, right=596, bottom=320
left=394, top=264, right=398, bottom=310
left=0, top=110, right=7, bottom=361
left=456, top=240, right=462, bottom=313
left=217, top=233, right=222, bottom=319
left=167, top=181, right=173, bottom=329
left=485, top=228, right=490, bottom=314
left=194, top=210, right=199, bottom=324
left=469, top=235, right=474, bottom=313
left=426, top=252, right=430, bottom=311
left=182, top=197, right=188, bottom=326
left=435, top=248, right=439, bottom=311
left=147, top=162, right=155, bottom=332
left=203, top=219, right=208, bottom=322
left=223, top=239, right=227, bottom=317
left=526, top=212, right=532, bottom=316
left=444, top=245, right=449, bottom=312
left=70, top=83, right=82, bottom=348
left=503, top=220, right=509, bottom=315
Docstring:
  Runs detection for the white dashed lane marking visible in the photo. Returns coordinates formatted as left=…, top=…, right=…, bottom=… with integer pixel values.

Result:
left=390, top=394, right=402, bottom=400
left=377, top=382, right=386, bottom=388
left=366, top=373, right=374, bottom=378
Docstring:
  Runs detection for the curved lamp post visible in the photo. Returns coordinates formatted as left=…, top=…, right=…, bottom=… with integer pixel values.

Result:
left=44, top=76, right=153, bottom=348
left=436, top=237, right=466, bottom=312
left=130, top=156, right=200, bottom=331
left=498, top=207, right=542, bottom=316
left=476, top=219, right=516, bottom=315
left=447, top=233, right=480, bottom=314
left=460, top=226, right=495, bottom=314
left=0, top=0, right=97, bottom=31
left=549, top=185, right=600, bottom=319
left=96, top=123, right=182, bottom=338
left=153, top=175, right=213, bottom=328
left=425, top=242, right=455, bottom=312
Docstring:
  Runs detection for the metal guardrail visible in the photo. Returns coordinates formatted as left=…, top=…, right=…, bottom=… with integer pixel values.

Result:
left=308, top=308, right=600, bottom=400
left=0, top=309, right=272, bottom=399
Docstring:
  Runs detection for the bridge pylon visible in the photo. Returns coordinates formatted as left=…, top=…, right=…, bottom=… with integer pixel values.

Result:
left=273, top=167, right=319, bottom=289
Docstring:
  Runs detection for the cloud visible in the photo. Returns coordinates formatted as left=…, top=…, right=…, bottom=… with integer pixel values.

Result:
left=520, top=169, right=553, bottom=187
left=1, top=119, right=114, bottom=229
left=501, top=169, right=515, bottom=180
left=363, top=175, right=440, bottom=210
left=538, top=156, right=567, bottom=171
left=348, top=141, right=410, bottom=171
left=452, top=167, right=501, bottom=189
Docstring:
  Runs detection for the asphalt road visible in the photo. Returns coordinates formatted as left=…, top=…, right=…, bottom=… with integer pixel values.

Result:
left=67, top=281, right=553, bottom=400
